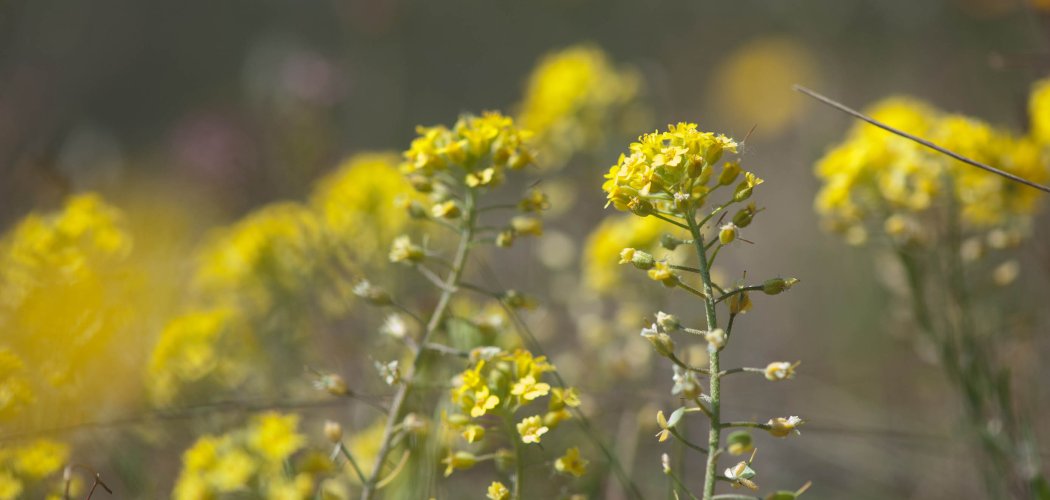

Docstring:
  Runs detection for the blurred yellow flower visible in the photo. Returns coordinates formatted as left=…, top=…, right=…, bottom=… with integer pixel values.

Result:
left=250, top=412, right=306, bottom=462
left=710, top=37, right=819, bottom=135
left=554, top=447, right=588, bottom=477
left=582, top=214, right=672, bottom=292
left=517, top=44, right=644, bottom=166
left=516, top=415, right=549, bottom=444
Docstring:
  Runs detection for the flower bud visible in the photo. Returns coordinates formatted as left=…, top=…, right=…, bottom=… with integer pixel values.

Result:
left=353, top=279, right=392, bottom=305
left=655, top=311, right=680, bottom=332
left=619, top=248, right=654, bottom=270
left=726, top=431, right=753, bottom=455
left=432, top=200, right=462, bottom=219
left=314, top=373, right=349, bottom=396
left=323, top=420, right=343, bottom=444
left=461, top=424, right=485, bottom=443
left=641, top=325, right=676, bottom=359
left=543, top=409, right=572, bottom=428
left=389, top=236, right=425, bottom=264
left=733, top=172, right=763, bottom=202
left=763, top=361, right=799, bottom=381
left=442, top=451, right=478, bottom=476
left=732, top=203, right=757, bottom=228
left=704, top=328, right=726, bottom=351
left=766, top=416, right=804, bottom=437
left=510, top=216, right=543, bottom=237
left=729, top=292, right=752, bottom=314
left=407, top=174, right=433, bottom=193
left=762, top=277, right=799, bottom=295
left=718, top=161, right=741, bottom=186
left=647, top=262, right=678, bottom=287
left=628, top=197, right=654, bottom=217
left=719, top=223, right=738, bottom=245
left=502, top=290, right=536, bottom=309
left=406, top=200, right=429, bottom=219
left=518, top=189, right=549, bottom=212
left=496, top=229, right=515, bottom=248
left=660, top=233, right=683, bottom=251
left=671, top=366, right=703, bottom=399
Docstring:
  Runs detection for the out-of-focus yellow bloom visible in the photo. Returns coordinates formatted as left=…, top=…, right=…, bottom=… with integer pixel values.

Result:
left=766, top=416, right=804, bottom=438
left=814, top=96, right=1050, bottom=245
left=486, top=481, right=510, bottom=500
left=173, top=412, right=312, bottom=500
left=309, top=153, right=416, bottom=267
left=710, top=37, right=819, bottom=135
left=510, top=374, right=551, bottom=402
left=554, top=447, right=588, bottom=477
left=0, top=439, right=69, bottom=499
left=148, top=307, right=251, bottom=404
left=403, top=112, right=534, bottom=181
left=517, top=44, right=643, bottom=166
left=1033, top=78, right=1050, bottom=146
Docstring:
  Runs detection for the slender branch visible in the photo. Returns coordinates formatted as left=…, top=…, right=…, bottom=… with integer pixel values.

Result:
left=670, top=264, right=703, bottom=274
left=670, top=427, right=709, bottom=454
left=651, top=212, right=691, bottom=230
left=794, top=84, right=1050, bottom=194
left=361, top=189, right=478, bottom=500
left=721, top=421, right=773, bottom=431
left=719, top=367, right=765, bottom=377
left=415, top=265, right=457, bottom=292
left=337, top=443, right=368, bottom=483
left=676, top=281, right=708, bottom=299
left=714, top=286, right=763, bottom=305
left=686, top=209, right=723, bottom=500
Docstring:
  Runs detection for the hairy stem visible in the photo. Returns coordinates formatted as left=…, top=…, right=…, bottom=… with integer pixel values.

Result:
left=361, top=189, right=477, bottom=500
left=687, top=210, right=721, bottom=500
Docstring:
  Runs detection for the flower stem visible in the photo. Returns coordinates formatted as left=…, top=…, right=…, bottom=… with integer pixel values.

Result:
left=361, top=189, right=477, bottom=500
left=686, top=209, right=722, bottom=500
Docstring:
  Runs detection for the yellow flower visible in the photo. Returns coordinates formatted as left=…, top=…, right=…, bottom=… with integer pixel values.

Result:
left=549, top=387, right=581, bottom=410
left=470, top=386, right=500, bottom=418
left=442, top=451, right=478, bottom=477
left=510, top=216, right=543, bottom=236
left=766, top=416, right=804, bottom=437
left=517, top=44, right=642, bottom=166
left=516, top=415, right=550, bottom=444
left=0, top=471, right=23, bottom=500
left=404, top=112, right=534, bottom=179
left=461, top=424, right=486, bottom=443
left=583, top=214, right=671, bottom=292
left=388, top=235, right=425, bottom=264
left=486, top=481, right=511, bottom=500
left=763, top=361, right=800, bottom=381
left=647, top=261, right=678, bottom=286
left=11, top=439, right=68, bottom=479
left=510, top=374, right=551, bottom=402
left=249, top=412, right=306, bottom=462
left=554, top=447, right=588, bottom=477
left=1030, top=77, right=1050, bottom=145
left=431, top=200, right=462, bottom=219
left=209, top=449, right=257, bottom=490
left=655, top=411, right=672, bottom=442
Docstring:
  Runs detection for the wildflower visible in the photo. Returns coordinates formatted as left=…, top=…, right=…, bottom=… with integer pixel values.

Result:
left=641, top=324, right=676, bottom=359
left=314, top=373, right=350, bottom=396
left=549, top=387, right=581, bottom=410
left=728, top=291, right=752, bottom=314
left=704, top=328, right=726, bottom=351
left=518, top=189, right=550, bottom=212
left=516, top=415, right=549, bottom=444
left=470, top=386, right=500, bottom=418
left=388, top=235, right=425, bottom=264
left=733, top=172, right=764, bottom=202
left=724, top=460, right=759, bottom=490
left=767, top=416, right=804, bottom=437
left=656, top=407, right=685, bottom=443
left=511, top=216, right=543, bottom=236
left=461, top=424, right=485, bottom=443
left=353, top=279, right=392, bottom=305
left=496, top=229, right=515, bottom=247
left=656, top=311, right=681, bottom=332
left=511, top=374, right=551, bottom=401
left=647, top=261, right=678, bottom=286
left=442, top=451, right=478, bottom=477
left=380, top=314, right=409, bottom=339
left=465, top=167, right=502, bottom=187
left=671, top=365, right=703, bottom=399
left=619, top=247, right=655, bottom=269
left=764, top=361, right=800, bottom=381
left=323, top=420, right=343, bottom=444
left=432, top=200, right=462, bottom=219
left=554, top=447, right=588, bottom=477
left=487, top=481, right=511, bottom=500
left=249, top=412, right=305, bottom=462
left=375, top=360, right=401, bottom=386
left=719, top=222, right=739, bottom=245
left=544, top=409, right=573, bottom=428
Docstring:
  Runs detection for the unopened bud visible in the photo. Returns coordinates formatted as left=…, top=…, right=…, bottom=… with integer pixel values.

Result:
left=655, top=311, right=680, bottom=332
left=641, top=325, right=676, bottom=358
left=732, top=203, right=757, bottom=228
left=762, top=277, right=799, bottom=295
left=726, top=430, right=753, bottom=455
left=619, top=248, right=655, bottom=270
left=660, top=233, right=683, bottom=250
left=324, top=420, right=343, bottom=443
left=719, top=223, right=738, bottom=245
left=704, top=328, right=726, bottom=351
left=729, top=291, right=752, bottom=314
left=718, top=161, right=741, bottom=186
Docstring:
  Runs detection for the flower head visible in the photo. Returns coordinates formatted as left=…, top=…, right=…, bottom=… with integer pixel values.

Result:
left=554, top=447, right=589, bottom=477
left=516, top=415, right=550, bottom=444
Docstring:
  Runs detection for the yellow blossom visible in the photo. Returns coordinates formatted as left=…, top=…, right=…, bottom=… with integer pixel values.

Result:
left=249, top=412, right=306, bottom=462
left=486, top=481, right=511, bottom=500
left=764, top=361, right=800, bottom=381
left=510, top=374, right=551, bottom=401
left=554, top=447, right=588, bottom=477
left=516, top=415, right=549, bottom=444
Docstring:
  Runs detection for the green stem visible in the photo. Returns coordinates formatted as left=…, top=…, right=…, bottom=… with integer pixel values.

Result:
left=360, top=189, right=477, bottom=500
left=686, top=210, right=722, bottom=500
left=339, top=443, right=368, bottom=484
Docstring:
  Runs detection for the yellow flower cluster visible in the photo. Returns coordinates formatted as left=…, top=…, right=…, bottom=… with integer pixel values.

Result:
left=149, top=153, right=416, bottom=404
left=517, top=44, right=642, bottom=165
left=602, top=123, right=754, bottom=215
left=0, top=439, right=69, bottom=499
left=443, top=349, right=580, bottom=475
left=172, top=412, right=315, bottom=500
left=814, top=96, right=1050, bottom=245
left=403, top=111, right=534, bottom=186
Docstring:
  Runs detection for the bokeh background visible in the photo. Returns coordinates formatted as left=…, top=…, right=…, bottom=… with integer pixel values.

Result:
left=1, top=0, right=1049, bottom=498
